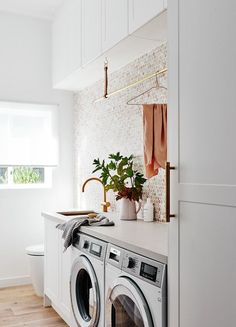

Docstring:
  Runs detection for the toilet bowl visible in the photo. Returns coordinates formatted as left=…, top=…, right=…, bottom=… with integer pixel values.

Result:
left=25, top=244, right=44, bottom=297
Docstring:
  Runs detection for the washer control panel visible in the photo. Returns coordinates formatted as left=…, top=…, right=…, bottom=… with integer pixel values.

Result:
left=106, top=244, right=166, bottom=288
left=76, top=233, right=107, bottom=262
left=122, top=251, right=165, bottom=288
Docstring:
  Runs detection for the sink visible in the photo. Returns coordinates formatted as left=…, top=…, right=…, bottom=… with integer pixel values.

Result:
left=57, top=210, right=96, bottom=216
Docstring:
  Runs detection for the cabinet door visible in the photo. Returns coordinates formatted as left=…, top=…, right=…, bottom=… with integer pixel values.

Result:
left=82, top=0, right=102, bottom=65
left=59, top=231, right=72, bottom=322
left=129, top=0, right=164, bottom=34
left=44, top=219, right=59, bottom=303
left=102, top=0, right=128, bottom=52
left=168, top=0, right=236, bottom=326
left=53, top=0, right=82, bottom=85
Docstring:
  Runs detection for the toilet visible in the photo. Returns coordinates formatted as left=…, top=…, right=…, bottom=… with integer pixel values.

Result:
left=25, top=244, right=44, bottom=297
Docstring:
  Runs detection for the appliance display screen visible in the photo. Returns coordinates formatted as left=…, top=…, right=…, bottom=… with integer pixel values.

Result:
left=90, top=243, right=102, bottom=256
left=140, top=262, right=157, bottom=282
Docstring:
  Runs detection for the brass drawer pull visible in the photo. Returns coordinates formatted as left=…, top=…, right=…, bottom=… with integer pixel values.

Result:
left=165, top=162, right=176, bottom=222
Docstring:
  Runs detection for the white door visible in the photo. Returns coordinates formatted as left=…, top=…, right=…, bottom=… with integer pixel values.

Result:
left=168, top=1, right=236, bottom=327
left=82, top=0, right=102, bottom=66
left=70, top=256, right=100, bottom=327
left=102, top=0, right=128, bottom=52
left=128, top=0, right=164, bottom=34
left=106, top=277, right=153, bottom=327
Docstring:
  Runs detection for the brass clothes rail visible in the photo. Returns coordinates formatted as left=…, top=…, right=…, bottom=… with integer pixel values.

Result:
left=94, top=67, right=168, bottom=103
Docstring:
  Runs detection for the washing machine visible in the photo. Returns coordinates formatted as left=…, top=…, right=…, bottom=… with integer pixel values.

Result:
left=105, top=244, right=167, bottom=327
left=70, top=233, right=107, bottom=327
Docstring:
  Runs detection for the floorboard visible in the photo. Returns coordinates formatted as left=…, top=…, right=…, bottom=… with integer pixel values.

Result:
left=0, top=285, right=68, bottom=327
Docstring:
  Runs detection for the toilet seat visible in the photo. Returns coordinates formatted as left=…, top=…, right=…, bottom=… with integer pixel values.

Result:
left=26, top=244, right=44, bottom=256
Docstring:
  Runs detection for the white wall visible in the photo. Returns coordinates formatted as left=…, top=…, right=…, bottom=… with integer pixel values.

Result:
left=74, top=43, right=167, bottom=220
left=0, top=12, right=74, bottom=287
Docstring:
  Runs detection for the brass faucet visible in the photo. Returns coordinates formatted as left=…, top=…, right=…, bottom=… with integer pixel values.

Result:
left=81, top=177, right=110, bottom=212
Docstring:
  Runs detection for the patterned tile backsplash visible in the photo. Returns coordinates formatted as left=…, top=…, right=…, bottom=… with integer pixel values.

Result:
left=74, top=42, right=167, bottom=221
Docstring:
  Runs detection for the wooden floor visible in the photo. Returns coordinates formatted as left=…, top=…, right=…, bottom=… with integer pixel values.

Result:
left=0, top=285, right=68, bottom=327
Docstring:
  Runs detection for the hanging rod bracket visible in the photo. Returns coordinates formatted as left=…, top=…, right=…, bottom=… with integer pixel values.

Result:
left=104, top=58, right=108, bottom=99
left=95, top=67, right=168, bottom=103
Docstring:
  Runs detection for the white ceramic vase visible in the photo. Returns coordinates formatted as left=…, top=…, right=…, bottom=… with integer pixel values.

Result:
left=119, top=198, right=141, bottom=221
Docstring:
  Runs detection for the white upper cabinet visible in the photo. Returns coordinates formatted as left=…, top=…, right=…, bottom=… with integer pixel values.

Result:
left=52, top=0, right=166, bottom=90
left=52, top=0, right=81, bottom=86
left=102, top=0, right=128, bottom=52
left=129, top=0, right=164, bottom=34
left=82, top=0, right=102, bottom=65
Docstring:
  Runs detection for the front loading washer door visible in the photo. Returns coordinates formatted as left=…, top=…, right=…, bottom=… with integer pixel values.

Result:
left=105, top=276, right=153, bottom=327
left=70, top=255, right=100, bottom=327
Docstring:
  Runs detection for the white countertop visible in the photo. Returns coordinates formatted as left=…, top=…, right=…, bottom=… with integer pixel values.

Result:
left=42, top=211, right=169, bottom=264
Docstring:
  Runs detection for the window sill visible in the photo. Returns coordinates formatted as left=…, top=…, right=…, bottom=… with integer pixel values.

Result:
left=0, top=183, right=52, bottom=190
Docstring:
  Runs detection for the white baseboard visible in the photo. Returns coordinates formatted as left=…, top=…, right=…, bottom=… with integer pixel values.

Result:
left=0, top=275, right=31, bottom=288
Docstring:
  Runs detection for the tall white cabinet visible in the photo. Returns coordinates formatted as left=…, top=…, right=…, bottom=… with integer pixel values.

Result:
left=168, top=0, right=236, bottom=326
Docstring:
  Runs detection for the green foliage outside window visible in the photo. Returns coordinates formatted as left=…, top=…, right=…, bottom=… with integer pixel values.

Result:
left=0, top=168, right=7, bottom=184
left=13, top=167, right=41, bottom=184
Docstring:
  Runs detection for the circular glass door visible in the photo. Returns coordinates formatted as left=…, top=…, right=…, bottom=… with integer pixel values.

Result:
left=106, top=277, right=153, bottom=327
left=70, top=255, right=100, bottom=327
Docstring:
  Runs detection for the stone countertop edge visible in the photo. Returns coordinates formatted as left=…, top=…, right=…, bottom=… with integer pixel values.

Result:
left=42, top=211, right=169, bottom=264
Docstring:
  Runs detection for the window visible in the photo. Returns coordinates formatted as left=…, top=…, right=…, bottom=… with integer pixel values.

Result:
left=0, top=166, right=52, bottom=188
left=0, top=102, right=58, bottom=189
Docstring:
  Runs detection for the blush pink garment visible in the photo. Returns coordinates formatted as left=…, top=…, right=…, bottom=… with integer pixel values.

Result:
left=143, top=104, right=167, bottom=178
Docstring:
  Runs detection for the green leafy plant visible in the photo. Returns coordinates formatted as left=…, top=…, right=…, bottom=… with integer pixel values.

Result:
left=13, top=167, right=41, bottom=184
left=92, top=152, right=147, bottom=202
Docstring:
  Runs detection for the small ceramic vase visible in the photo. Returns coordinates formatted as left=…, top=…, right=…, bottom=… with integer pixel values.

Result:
left=119, top=198, right=141, bottom=220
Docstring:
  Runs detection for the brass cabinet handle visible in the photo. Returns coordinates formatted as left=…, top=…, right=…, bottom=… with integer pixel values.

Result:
left=165, top=161, right=176, bottom=222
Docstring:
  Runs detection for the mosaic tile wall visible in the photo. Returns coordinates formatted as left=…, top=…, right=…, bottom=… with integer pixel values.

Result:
left=74, top=42, right=167, bottom=221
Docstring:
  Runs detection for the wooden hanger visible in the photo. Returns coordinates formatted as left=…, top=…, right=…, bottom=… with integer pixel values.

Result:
left=126, top=74, right=167, bottom=106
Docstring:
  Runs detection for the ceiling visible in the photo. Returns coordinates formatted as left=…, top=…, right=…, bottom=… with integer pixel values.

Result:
left=0, top=0, right=65, bottom=20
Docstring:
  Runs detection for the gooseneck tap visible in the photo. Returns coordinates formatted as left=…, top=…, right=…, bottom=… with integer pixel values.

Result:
left=81, top=177, right=110, bottom=213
